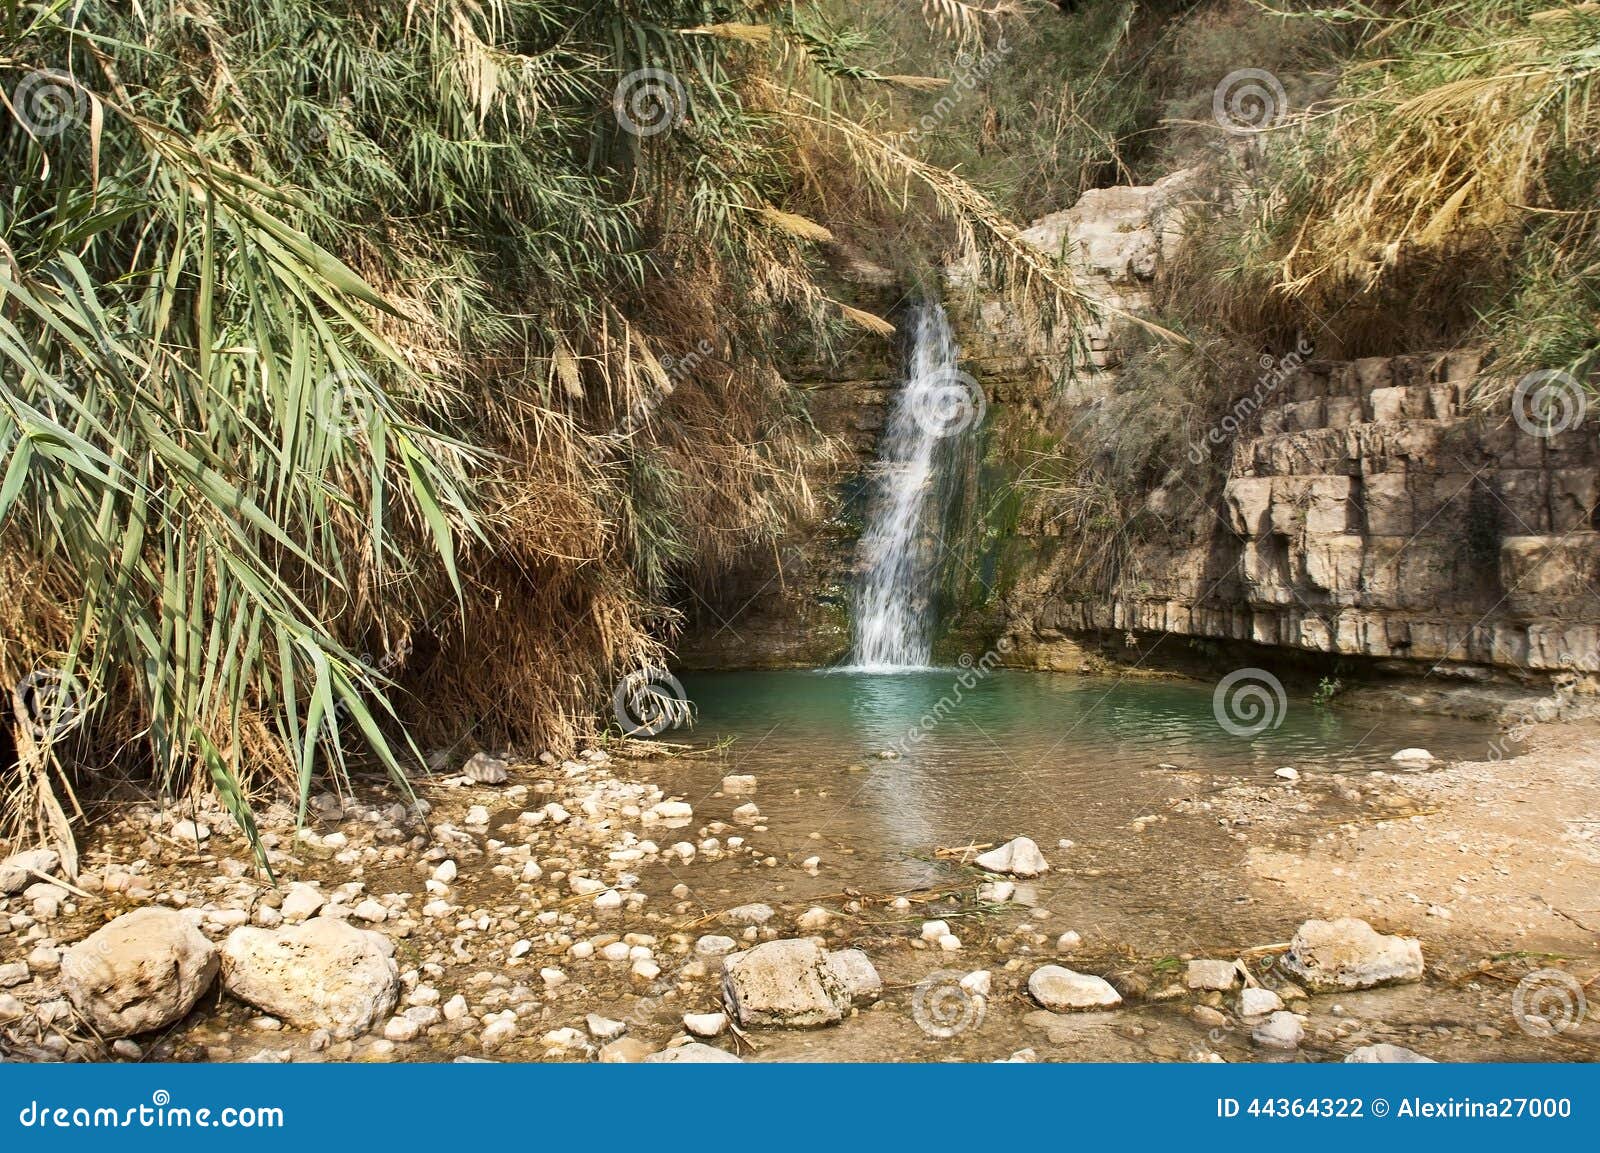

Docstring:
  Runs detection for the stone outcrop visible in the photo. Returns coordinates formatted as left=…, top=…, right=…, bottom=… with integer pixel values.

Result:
left=957, top=165, right=1600, bottom=686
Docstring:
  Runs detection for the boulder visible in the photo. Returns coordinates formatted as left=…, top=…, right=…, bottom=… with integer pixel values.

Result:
left=644, top=1042, right=741, bottom=1063
left=1345, top=1043, right=1435, bottom=1063
left=462, top=752, right=509, bottom=784
left=0, top=849, right=59, bottom=895
left=60, top=907, right=218, bottom=1038
left=823, top=949, right=883, bottom=1006
left=1278, top=918, right=1423, bottom=991
left=722, top=939, right=850, bottom=1027
left=220, top=917, right=399, bottom=1038
left=1027, top=965, right=1121, bottom=1011
left=975, top=836, right=1049, bottom=877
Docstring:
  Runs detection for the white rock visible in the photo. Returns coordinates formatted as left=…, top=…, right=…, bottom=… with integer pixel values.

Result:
left=644, top=1042, right=741, bottom=1063
left=696, top=934, right=737, bottom=957
left=569, top=876, right=606, bottom=896
left=1184, top=959, right=1240, bottom=991
left=541, top=967, right=568, bottom=988
left=383, top=1016, right=419, bottom=1042
left=797, top=907, right=832, bottom=931
left=1390, top=748, right=1435, bottom=766
left=508, top=939, right=531, bottom=959
left=731, top=803, right=761, bottom=824
left=823, top=949, right=882, bottom=1005
left=630, top=959, right=661, bottom=981
left=974, top=836, right=1049, bottom=877
left=1026, top=965, right=1121, bottom=1012
left=723, top=903, right=774, bottom=926
left=481, top=1011, right=517, bottom=1050
left=172, top=819, right=210, bottom=843
left=645, top=800, right=693, bottom=822
left=442, top=994, right=469, bottom=1021
left=220, top=917, right=399, bottom=1039
left=1056, top=930, right=1082, bottom=952
left=542, top=1026, right=589, bottom=1053
left=721, top=775, right=757, bottom=794
left=1279, top=918, right=1423, bottom=991
left=432, top=860, right=457, bottom=885
left=463, top=752, right=509, bottom=784
left=683, top=1011, right=728, bottom=1037
left=1345, top=1043, right=1435, bottom=1063
left=721, top=939, right=850, bottom=1027
left=1274, top=766, right=1299, bottom=781
left=594, top=889, right=623, bottom=911
left=920, top=919, right=951, bottom=942
left=60, top=907, right=219, bottom=1038
left=959, top=970, right=992, bottom=997
left=352, top=899, right=388, bottom=923
left=278, top=889, right=324, bottom=921
left=464, top=805, right=489, bottom=826
left=978, top=881, right=1015, bottom=903
left=1238, top=987, right=1284, bottom=1017
left=938, top=934, right=962, bottom=952
left=586, top=1014, right=627, bottom=1041
left=1252, top=1010, right=1305, bottom=1050
left=0, top=849, right=60, bottom=894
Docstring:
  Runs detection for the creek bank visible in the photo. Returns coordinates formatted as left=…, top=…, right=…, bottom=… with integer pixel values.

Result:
left=2, top=723, right=1596, bottom=1063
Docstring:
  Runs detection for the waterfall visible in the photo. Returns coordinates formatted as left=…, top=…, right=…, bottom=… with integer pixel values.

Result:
left=849, top=302, right=978, bottom=670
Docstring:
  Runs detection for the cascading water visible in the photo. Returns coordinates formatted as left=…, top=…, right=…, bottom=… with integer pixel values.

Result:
left=848, top=301, right=980, bottom=670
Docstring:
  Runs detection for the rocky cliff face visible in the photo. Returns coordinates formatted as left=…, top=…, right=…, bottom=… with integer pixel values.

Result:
left=680, top=168, right=1600, bottom=696
left=952, top=166, right=1600, bottom=693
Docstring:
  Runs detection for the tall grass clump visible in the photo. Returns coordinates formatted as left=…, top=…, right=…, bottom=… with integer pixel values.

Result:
left=0, top=0, right=1089, bottom=864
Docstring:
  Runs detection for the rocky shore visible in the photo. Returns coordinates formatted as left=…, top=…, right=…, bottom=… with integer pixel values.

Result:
left=2, top=725, right=1597, bottom=1064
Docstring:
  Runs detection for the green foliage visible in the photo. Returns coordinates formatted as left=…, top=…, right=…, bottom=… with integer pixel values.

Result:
left=0, top=0, right=1088, bottom=856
